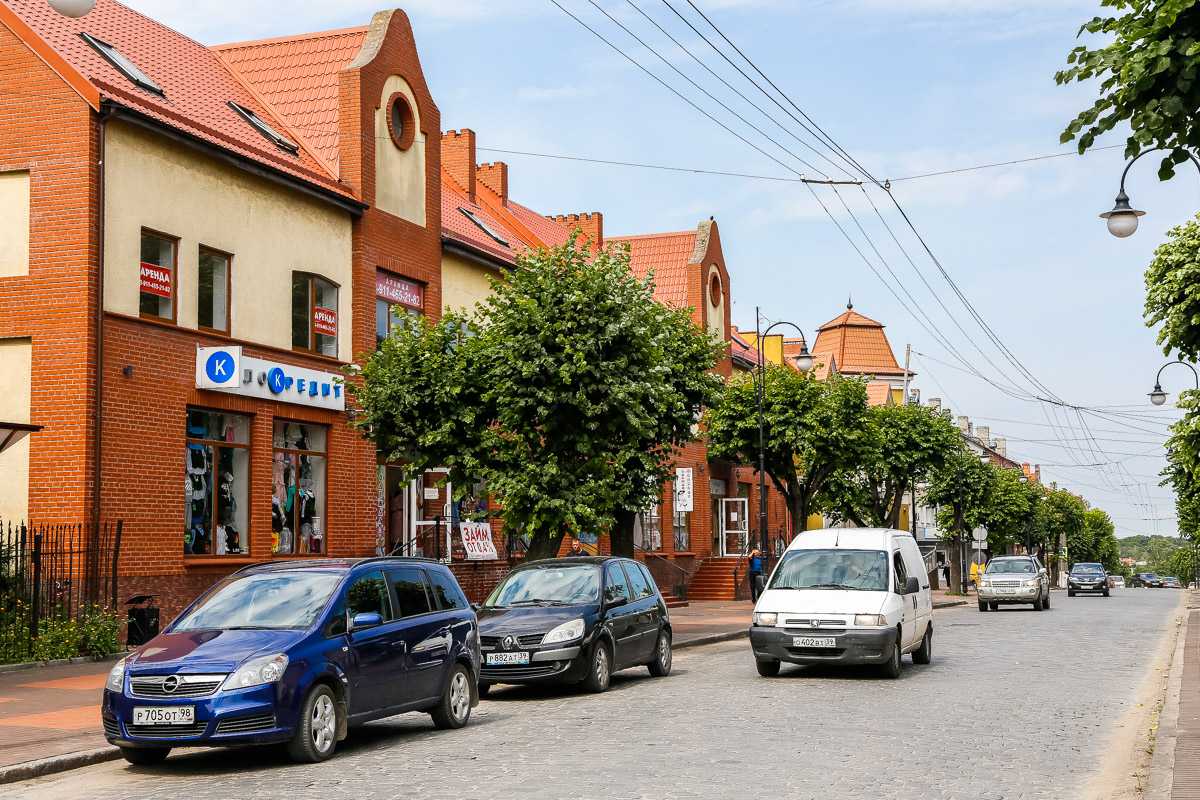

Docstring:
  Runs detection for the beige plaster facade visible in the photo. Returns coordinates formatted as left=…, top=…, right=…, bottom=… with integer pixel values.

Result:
left=0, top=337, right=31, bottom=522
left=374, top=75, right=426, bottom=227
left=0, top=171, right=29, bottom=278
left=441, top=251, right=500, bottom=313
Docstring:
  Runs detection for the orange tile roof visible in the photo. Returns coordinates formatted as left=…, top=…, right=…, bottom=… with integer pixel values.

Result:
left=607, top=231, right=697, bottom=308
left=4, top=0, right=353, bottom=202
left=509, top=202, right=573, bottom=249
left=811, top=305, right=905, bottom=376
left=865, top=380, right=894, bottom=406
left=215, top=26, right=368, bottom=173
left=441, top=172, right=522, bottom=264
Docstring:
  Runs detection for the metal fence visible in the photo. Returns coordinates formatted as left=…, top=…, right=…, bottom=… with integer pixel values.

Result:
left=0, top=520, right=123, bottom=647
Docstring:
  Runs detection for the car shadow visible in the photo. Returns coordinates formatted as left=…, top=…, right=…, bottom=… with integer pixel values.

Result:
left=482, top=667, right=679, bottom=702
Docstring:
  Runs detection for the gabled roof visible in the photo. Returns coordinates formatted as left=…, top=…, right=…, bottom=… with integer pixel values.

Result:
left=2, top=0, right=354, bottom=203
left=606, top=230, right=697, bottom=308
left=811, top=304, right=906, bottom=377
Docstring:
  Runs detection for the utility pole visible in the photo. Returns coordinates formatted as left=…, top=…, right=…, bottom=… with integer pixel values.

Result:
left=903, top=344, right=917, bottom=539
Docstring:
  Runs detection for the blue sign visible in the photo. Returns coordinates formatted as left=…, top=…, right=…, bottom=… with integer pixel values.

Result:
left=266, top=367, right=288, bottom=395
left=196, top=347, right=344, bottom=411
left=204, top=350, right=237, bottom=385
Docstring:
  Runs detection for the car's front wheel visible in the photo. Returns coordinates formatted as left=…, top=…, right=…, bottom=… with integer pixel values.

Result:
left=647, top=629, right=672, bottom=677
left=978, top=600, right=988, bottom=612
left=287, top=684, right=340, bottom=763
left=1033, top=594, right=1044, bottom=611
left=430, top=664, right=473, bottom=730
left=755, top=658, right=781, bottom=677
left=879, top=638, right=902, bottom=679
left=120, top=746, right=170, bottom=766
left=912, top=626, right=933, bottom=665
left=477, top=682, right=492, bottom=698
left=1043, top=591, right=1050, bottom=610
left=581, top=641, right=612, bottom=693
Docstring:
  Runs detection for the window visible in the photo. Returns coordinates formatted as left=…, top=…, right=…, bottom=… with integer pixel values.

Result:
left=292, top=273, right=338, bottom=356
left=672, top=477, right=690, bottom=552
left=604, top=562, right=634, bottom=604
left=634, top=502, right=662, bottom=552
left=427, top=569, right=467, bottom=611
left=893, top=552, right=909, bottom=594
left=636, top=562, right=660, bottom=597
left=458, top=207, right=509, bottom=246
left=389, top=567, right=433, bottom=618
left=375, top=270, right=423, bottom=346
left=347, top=570, right=391, bottom=621
left=185, top=409, right=249, bottom=556
left=198, top=247, right=230, bottom=333
left=140, top=230, right=176, bottom=322
left=386, top=92, right=415, bottom=151
left=79, top=33, right=163, bottom=95
left=623, top=562, right=655, bottom=599
left=228, top=101, right=299, bottom=154
left=271, top=421, right=327, bottom=555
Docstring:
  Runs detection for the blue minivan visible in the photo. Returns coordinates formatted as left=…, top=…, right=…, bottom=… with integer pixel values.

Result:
left=102, top=558, right=480, bottom=765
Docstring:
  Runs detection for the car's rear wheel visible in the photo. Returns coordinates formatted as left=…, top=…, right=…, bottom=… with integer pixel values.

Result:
left=755, top=658, right=781, bottom=677
left=431, top=664, right=473, bottom=730
left=912, top=626, right=933, bottom=665
left=120, top=746, right=170, bottom=766
left=287, top=685, right=339, bottom=763
left=879, top=638, right=902, bottom=679
left=581, top=641, right=612, bottom=693
left=647, top=629, right=672, bottom=677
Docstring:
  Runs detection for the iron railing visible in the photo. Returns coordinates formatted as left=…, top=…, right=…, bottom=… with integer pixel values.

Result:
left=635, top=545, right=690, bottom=600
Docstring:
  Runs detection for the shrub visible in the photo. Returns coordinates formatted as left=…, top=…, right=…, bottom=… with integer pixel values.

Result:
left=79, top=607, right=121, bottom=658
left=32, top=617, right=81, bottom=662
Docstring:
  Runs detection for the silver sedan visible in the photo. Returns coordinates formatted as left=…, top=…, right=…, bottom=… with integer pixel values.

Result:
left=977, top=556, right=1051, bottom=612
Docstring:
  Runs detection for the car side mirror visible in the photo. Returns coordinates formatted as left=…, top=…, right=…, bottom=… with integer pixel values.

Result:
left=350, top=611, right=383, bottom=630
left=904, top=576, right=920, bottom=595
left=471, top=603, right=481, bottom=613
left=1039, top=569, right=1048, bottom=576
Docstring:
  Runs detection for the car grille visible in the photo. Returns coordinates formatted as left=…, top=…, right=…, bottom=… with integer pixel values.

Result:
left=480, top=664, right=562, bottom=680
left=787, top=646, right=847, bottom=658
left=129, top=674, right=225, bottom=698
left=125, top=721, right=208, bottom=738
left=480, top=633, right=545, bottom=650
left=215, top=712, right=276, bottom=735
left=102, top=716, right=120, bottom=738
left=989, top=580, right=1023, bottom=588
left=783, top=618, right=845, bottom=628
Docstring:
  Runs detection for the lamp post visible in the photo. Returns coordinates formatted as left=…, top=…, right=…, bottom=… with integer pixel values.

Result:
left=1148, top=360, right=1199, bottom=406
left=754, top=307, right=813, bottom=563
left=1100, top=148, right=1200, bottom=238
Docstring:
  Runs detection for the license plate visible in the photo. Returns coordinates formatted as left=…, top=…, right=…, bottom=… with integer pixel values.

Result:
left=999, top=588, right=1016, bottom=594
left=486, top=652, right=530, bottom=665
left=792, top=636, right=836, bottom=648
left=132, top=706, right=195, bottom=726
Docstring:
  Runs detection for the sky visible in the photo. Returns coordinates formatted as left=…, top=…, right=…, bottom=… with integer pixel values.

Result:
left=123, top=0, right=1192, bottom=538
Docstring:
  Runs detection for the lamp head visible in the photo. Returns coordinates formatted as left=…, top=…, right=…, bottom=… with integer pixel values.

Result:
left=1100, top=190, right=1145, bottom=238
left=792, top=344, right=814, bottom=373
left=1149, top=383, right=1168, bottom=406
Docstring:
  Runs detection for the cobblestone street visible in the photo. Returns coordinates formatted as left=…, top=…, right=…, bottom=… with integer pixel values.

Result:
left=5, top=589, right=1185, bottom=800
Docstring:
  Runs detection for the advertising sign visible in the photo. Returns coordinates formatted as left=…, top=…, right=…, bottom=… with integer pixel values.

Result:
left=195, top=347, right=345, bottom=411
left=376, top=270, right=424, bottom=309
left=312, top=307, right=338, bottom=337
left=139, top=262, right=172, bottom=298
left=675, top=467, right=694, bottom=513
left=460, top=522, right=498, bottom=561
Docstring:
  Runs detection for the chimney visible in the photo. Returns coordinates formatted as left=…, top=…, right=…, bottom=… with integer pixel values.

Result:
left=477, top=161, right=508, bottom=205
left=1035, top=465, right=1041, bottom=483
left=940, top=408, right=951, bottom=421
left=976, top=425, right=990, bottom=444
left=441, top=129, right=476, bottom=202
left=549, top=212, right=604, bottom=250
left=928, top=397, right=941, bottom=412
left=994, top=437, right=1007, bottom=457
left=956, top=415, right=971, bottom=434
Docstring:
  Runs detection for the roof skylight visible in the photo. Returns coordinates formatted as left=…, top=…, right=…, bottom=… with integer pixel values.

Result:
left=459, top=207, right=509, bottom=247
left=79, top=32, right=163, bottom=96
left=227, top=101, right=299, bottom=155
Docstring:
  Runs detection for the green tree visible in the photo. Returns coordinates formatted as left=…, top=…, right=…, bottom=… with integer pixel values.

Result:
left=978, top=466, right=1039, bottom=554
left=707, top=369, right=872, bottom=535
left=1144, top=217, right=1200, bottom=359
left=1083, top=508, right=1122, bottom=570
left=924, top=447, right=994, bottom=593
left=825, top=403, right=962, bottom=529
left=1038, top=488, right=1089, bottom=580
left=1056, top=0, right=1200, bottom=179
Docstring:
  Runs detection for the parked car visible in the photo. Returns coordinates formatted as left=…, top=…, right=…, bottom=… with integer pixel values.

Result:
left=1132, top=572, right=1163, bottom=588
left=749, top=528, right=933, bottom=680
left=1067, top=562, right=1109, bottom=597
left=1109, top=575, right=1125, bottom=589
left=977, top=555, right=1051, bottom=611
left=1163, top=576, right=1183, bottom=589
left=102, top=558, right=480, bottom=766
left=476, top=556, right=671, bottom=695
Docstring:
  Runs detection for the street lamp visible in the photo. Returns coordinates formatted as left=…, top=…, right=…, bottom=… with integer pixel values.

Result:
left=1147, top=360, right=1199, bottom=406
left=753, top=307, right=812, bottom=563
left=1101, top=148, right=1200, bottom=238
left=48, top=0, right=96, bottom=17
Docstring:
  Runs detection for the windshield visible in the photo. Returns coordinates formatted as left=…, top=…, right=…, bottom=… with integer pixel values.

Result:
left=484, top=565, right=600, bottom=607
left=1071, top=564, right=1104, bottom=574
left=174, top=571, right=343, bottom=631
left=986, top=559, right=1035, bottom=575
left=768, top=549, right=889, bottom=591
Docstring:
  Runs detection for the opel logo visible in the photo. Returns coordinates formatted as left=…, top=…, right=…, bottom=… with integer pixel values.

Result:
left=162, top=675, right=180, bottom=694
left=502, top=635, right=517, bottom=651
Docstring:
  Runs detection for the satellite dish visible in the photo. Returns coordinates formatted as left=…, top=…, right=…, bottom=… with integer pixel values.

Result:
left=48, top=0, right=96, bottom=18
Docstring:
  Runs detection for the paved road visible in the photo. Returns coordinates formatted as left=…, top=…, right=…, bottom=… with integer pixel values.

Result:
left=6, top=589, right=1183, bottom=800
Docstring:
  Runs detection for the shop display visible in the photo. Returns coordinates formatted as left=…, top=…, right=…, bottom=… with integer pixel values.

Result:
left=184, top=409, right=249, bottom=556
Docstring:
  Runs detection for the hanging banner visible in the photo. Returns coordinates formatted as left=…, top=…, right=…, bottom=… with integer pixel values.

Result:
left=313, top=306, right=338, bottom=337
left=675, top=467, right=694, bottom=513
left=460, top=522, right=498, bottom=561
left=139, top=262, right=172, bottom=298
left=376, top=270, right=424, bottom=309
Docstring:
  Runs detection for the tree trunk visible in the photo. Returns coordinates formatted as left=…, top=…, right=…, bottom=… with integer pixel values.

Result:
left=610, top=509, right=636, bottom=558
left=791, top=493, right=811, bottom=533
left=524, top=528, right=567, bottom=561
left=948, top=537, right=963, bottom=595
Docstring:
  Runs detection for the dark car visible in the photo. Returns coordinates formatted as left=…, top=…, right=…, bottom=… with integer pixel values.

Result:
left=1132, top=572, right=1163, bottom=588
left=102, top=558, right=479, bottom=766
left=476, top=557, right=672, bottom=694
left=1067, top=562, right=1109, bottom=597
left=1163, top=576, right=1183, bottom=589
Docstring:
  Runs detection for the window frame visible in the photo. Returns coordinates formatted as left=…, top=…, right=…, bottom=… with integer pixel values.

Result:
left=184, top=407, right=251, bottom=559
left=79, top=32, right=164, bottom=96
left=291, top=272, right=340, bottom=357
left=139, top=228, right=178, bottom=325
left=603, top=561, right=635, bottom=604
left=271, top=419, right=330, bottom=557
left=892, top=551, right=909, bottom=594
left=197, top=245, right=232, bottom=336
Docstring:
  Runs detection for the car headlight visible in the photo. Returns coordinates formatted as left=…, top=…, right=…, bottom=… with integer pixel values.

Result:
left=542, top=618, right=585, bottom=645
left=1024, top=579, right=1040, bottom=588
left=105, top=657, right=127, bottom=693
left=753, top=612, right=778, bottom=627
left=853, top=614, right=886, bottom=627
left=222, top=653, right=289, bottom=691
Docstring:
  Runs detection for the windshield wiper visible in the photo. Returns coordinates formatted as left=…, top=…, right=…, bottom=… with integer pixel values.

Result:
left=510, top=599, right=570, bottom=606
left=807, top=583, right=867, bottom=591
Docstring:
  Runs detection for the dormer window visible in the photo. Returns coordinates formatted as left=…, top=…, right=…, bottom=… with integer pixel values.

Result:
left=79, top=32, right=163, bottom=96
left=458, top=207, right=509, bottom=247
left=227, top=102, right=299, bottom=155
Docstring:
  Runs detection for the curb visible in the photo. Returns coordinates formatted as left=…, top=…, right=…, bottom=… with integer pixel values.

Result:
left=673, top=629, right=748, bottom=650
left=0, top=653, right=122, bottom=675
left=0, top=747, right=120, bottom=786
left=933, top=600, right=966, bottom=609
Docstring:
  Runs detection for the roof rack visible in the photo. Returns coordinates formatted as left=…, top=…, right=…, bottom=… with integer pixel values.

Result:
left=79, top=32, right=163, bottom=96
left=227, top=101, right=299, bottom=155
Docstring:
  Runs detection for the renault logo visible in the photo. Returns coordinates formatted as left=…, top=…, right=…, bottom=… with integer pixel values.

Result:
left=502, top=635, right=517, bottom=651
left=162, top=675, right=180, bottom=694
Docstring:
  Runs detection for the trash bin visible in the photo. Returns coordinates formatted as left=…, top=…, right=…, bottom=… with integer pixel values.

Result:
left=126, top=594, right=160, bottom=646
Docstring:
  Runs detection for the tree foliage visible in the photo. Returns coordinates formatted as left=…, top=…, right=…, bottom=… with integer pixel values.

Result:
left=977, top=466, right=1039, bottom=553
left=923, top=447, right=993, bottom=593
left=1144, top=216, right=1200, bottom=359
left=1057, top=0, right=1200, bottom=179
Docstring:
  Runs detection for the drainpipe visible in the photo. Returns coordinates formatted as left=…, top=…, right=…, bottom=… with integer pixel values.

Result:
left=92, top=105, right=111, bottom=545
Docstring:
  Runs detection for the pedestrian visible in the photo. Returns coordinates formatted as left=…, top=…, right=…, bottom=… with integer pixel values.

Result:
left=748, top=548, right=765, bottom=602
left=566, top=537, right=586, bottom=557
left=970, top=559, right=981, bottom=592
left=937, top=552, right=949, bottom=589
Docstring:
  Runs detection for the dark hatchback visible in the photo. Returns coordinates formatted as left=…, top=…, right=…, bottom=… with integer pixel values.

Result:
left=1067, top=563, right=1110, bottom=597
left=102, top=559, right=479, bottom=765
left=476, top=557, right=672, bottom=694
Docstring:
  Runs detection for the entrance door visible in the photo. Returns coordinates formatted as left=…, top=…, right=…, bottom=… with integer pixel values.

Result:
left=384, top=467, right=413, bottom=556
left=720, top=498, right=749, bottom=557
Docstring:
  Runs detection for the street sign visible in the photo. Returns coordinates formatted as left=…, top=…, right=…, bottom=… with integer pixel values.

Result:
left=972, top=527, right=987, bottom=543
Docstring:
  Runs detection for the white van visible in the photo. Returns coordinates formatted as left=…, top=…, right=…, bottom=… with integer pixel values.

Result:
left=749, top=528, right=933, bottom=679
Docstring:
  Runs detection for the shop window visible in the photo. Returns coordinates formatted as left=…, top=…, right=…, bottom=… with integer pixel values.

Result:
left=375, top=270, right=424, bottom=347
left=140, top=229, right=176, bottom=322
left=185, top=409, right=250, bottom=556
left=634, top=502, right=662, bottom=552
left=673, top=510, right=691, bottom=553
left=271, top=421, right=328, bottom=555
left=292, top=273, right=338, bottom=357
left=198, top=247, right=230, bottom=334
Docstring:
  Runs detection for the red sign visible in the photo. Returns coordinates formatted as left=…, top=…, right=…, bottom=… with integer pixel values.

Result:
left=139, top=262, right=172, bottom=299
left=376, top=271, right=423, bottom=310
left=313, top=306, right=338, bottom=337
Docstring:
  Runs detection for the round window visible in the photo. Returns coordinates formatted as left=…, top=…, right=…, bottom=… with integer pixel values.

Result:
left=708, top=272, right=722, bottom=306
left=386, top=92, right=415, bottom=151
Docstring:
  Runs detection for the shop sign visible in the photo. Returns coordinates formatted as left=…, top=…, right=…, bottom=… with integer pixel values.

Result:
left=139, top=262, right=172, bottom=298
left=196, top=346, right=345, bottom=411
left=313, top=306, right=338, bottom=338
left=460, top=521, right=497, bottom=561
left=675, top=467, right=694, bottom=513
left=376, top=270, right=423, bottom=309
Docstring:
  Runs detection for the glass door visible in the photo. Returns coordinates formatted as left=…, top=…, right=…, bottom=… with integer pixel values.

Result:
left=720, top=498, right=749, bottom=557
